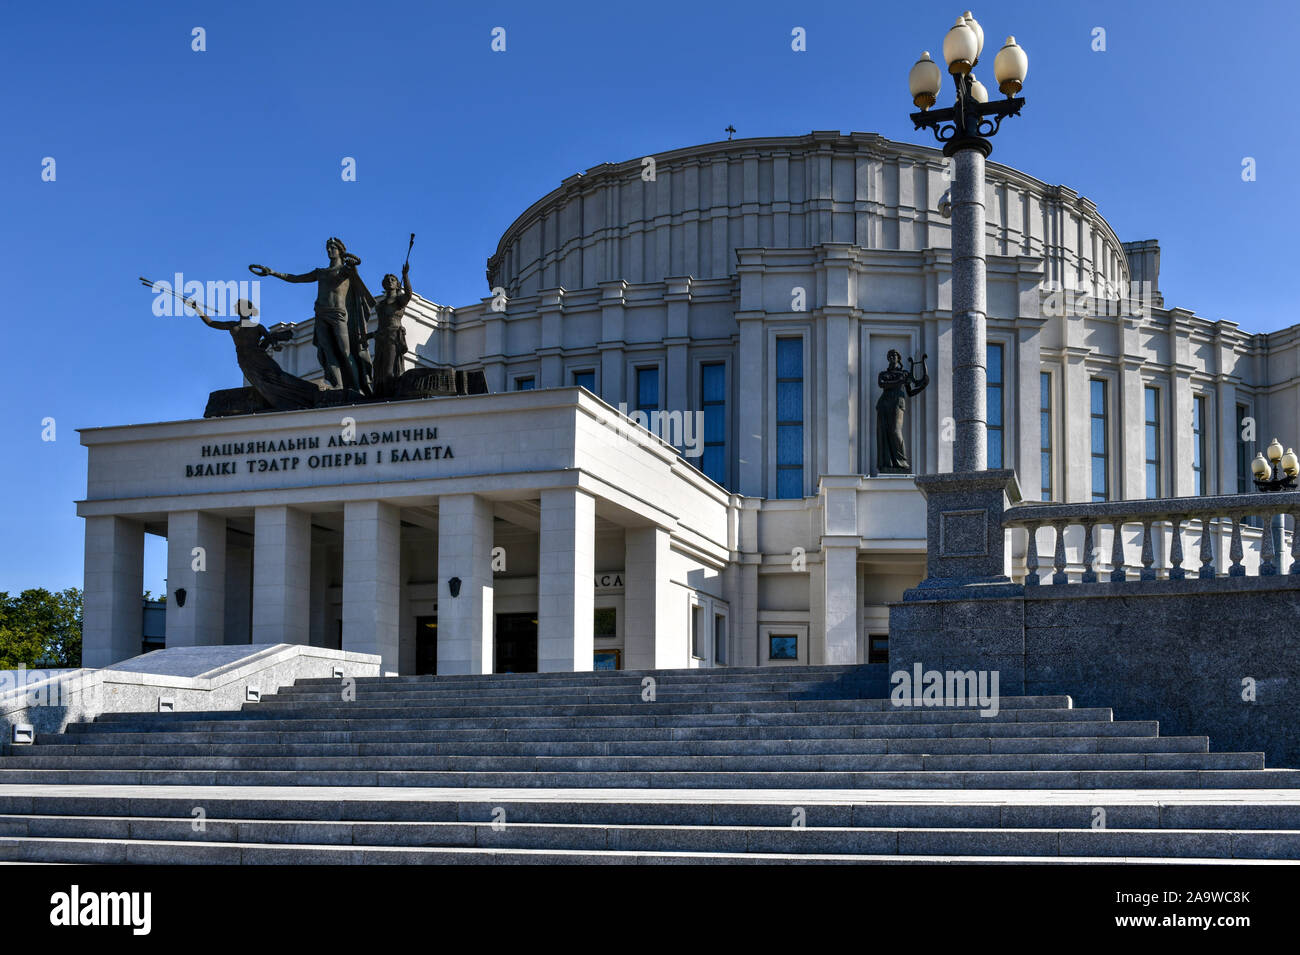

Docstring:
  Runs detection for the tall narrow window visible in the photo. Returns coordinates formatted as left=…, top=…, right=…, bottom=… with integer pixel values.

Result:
left=775, top=337, right=804, bottom=499
left=713, top=613, right=727, bottom=665
left=1192, top=395, right=1207, bottom=496
left=635, top=366, right=659, bottom=418
left=986, top=343, right=1004, bottom=468
left=700, top=362, right=726, bottom=485
left=1236, top=403, right=1251, bottom=494
left=1144, top=386, right=1161, bottom=498
left=572, top=369, right=595, bottom=392
left=1090, top=379, right=1109, bottom=502
left=1039, top=371, right=1053, bottom=501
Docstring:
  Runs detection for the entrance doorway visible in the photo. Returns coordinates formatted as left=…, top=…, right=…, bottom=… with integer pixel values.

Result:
left=415, top=615, right=438, bottom=675
left=495, top=612, right=538, bottom=673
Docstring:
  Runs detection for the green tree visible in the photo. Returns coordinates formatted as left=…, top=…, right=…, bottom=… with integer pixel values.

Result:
left=0, top=588, right=83, bottom=668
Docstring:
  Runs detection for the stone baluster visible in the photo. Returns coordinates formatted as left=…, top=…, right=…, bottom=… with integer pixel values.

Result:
left=1025, top=523, right=1041, bottom=586
left=1052, top=522, right=1068, bottom=585
left=1260, top=510, right=1278, bottom=576
left=1169, top=516, right=1185, bottom=581
left=1139, top=521, right=1156, bottom=581
left=1198, top=517, right=1216, bottom=580
left=1229, top=516, right=1245, bottom=577
left=1110, top=520, right=1126, bottom=583
left=1081, top=522, right=1097, bottom=583
left=1292, top=512, right=1300, bottom=575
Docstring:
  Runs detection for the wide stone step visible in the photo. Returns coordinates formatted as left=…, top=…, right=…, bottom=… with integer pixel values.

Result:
left=0, top=751, right=1264, bottom=772
left=95, top=699, right=1080, bottom=721
left=0, top=815, right=1295, bottom=860
left=21, top=735, right=1212, bottom=758
left=255, top=691, right=879, bottom=707
left=260, top=688, right=883, bottom=705
left=261, top=679, right=1029, bottom=701
left=291, top=664, right=878, bottom=687
left=46, top=720, right=1165, bottom=746
left=272, top=678, right=887, bottom=695
left=87, top=706, right=1109, bottom=729
left=0, top=768, right=1294, bottom=788
left=6, top=793, right=1300, bottom=831
left=63, top=722, right=1159, bottom=748
left=0, top=832, right=1294, bottom=864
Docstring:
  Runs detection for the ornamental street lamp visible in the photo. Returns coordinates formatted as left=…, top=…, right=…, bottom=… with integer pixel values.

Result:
left=1252, top=438, right=1300, bottom=492
left=907, top=13, right=1027, bottom=472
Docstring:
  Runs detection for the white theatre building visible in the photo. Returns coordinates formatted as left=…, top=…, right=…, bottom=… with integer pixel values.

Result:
left=80, top=131, right=1300, bottom=675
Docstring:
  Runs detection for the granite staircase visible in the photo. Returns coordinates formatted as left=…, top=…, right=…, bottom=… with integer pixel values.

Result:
left=2, top=664, right=1298, bottom=863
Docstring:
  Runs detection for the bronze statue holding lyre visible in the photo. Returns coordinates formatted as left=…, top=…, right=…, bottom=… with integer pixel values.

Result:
left=876, top=349, right=929, bottom=473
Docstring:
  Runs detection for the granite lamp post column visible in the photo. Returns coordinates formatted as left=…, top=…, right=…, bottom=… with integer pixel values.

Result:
left=899, top=20, right=1028, bottom=594
left=907, top=27, right=1027, bottom=478
left=951, top=146, right=987, bottom=473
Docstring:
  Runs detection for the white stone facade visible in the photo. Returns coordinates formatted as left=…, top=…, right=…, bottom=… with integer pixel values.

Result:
left=81, top=131, right=1300, bottom=672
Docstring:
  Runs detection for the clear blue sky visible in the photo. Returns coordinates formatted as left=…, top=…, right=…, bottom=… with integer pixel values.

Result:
left=1, top=0, right=1294, bottom=596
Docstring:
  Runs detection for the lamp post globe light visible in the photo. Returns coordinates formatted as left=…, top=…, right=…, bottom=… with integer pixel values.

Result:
left=1251, top=438, right=1300, bottom=492
left=907, top=12, right=1027, bottom=473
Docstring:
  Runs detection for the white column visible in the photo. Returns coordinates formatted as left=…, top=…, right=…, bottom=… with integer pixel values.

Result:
left=739, top=559, right=760, bottom=667
left=624, top=526, right=676, bottom=669
left=1217, top=380, right=1238, bottom=495
left=1171, top=370, right=1194, bottom=497
left=600, top=281, right=627, bottom=410
left=1121, top=356, right=1146, bottom=500
left=823, top=310, right=855, bottom=475
left=1170, top=316, right=1195, bottom=497
left=808, top=558, right=826, bottom=666
left=1015, top=323, right=1042, bottom=495
left=436, top=493, right=495, bottom=674
left=342, top=500, right=400, bottom=673
left=252, top=505, right=311, bottom=645
left=82, top=516, right=144, bottom=667
left=538, top=488, right=595, bottom=672
left=737, top=315, right=764, bottom=495
left=1063, top=353, right=1090, bottom=502
left=165, top=510, right=227, bottom=648
left=821, top=543, right=859, bottom=664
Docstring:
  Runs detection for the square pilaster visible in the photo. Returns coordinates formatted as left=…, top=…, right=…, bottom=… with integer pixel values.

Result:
left=436, top=493, right=495, bottom=674
left=342, top=500, right=400, bottom=672
left=165, top=510, right=227, bottom=648
left=538, top=487, right=595, bottom=672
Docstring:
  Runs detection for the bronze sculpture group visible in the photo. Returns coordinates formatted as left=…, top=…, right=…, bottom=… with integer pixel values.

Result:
left=144, top=234, right=474, bottom=417
left=249, top=236, right=413, bottom=401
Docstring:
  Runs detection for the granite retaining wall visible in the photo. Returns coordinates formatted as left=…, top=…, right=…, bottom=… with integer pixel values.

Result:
left=890, top=575, right=1300, bottom=767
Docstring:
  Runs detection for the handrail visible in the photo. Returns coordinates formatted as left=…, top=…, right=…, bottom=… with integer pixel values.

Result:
left=1004, top=491, right=1300, bottom=523
left=1001, top=491, right=1300, bottom=584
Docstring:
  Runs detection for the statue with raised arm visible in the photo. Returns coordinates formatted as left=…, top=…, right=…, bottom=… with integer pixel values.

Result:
left=250, top=237, right=375, bottom=395
left=876, top=350, right=929, bottom=473
left=187, top=297, right=321, bottom=411
left=370, top=261, right=413, bottom=398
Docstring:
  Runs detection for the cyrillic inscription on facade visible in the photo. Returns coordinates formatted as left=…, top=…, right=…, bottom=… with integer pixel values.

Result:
left=185, top=427, right=454, bottom=478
